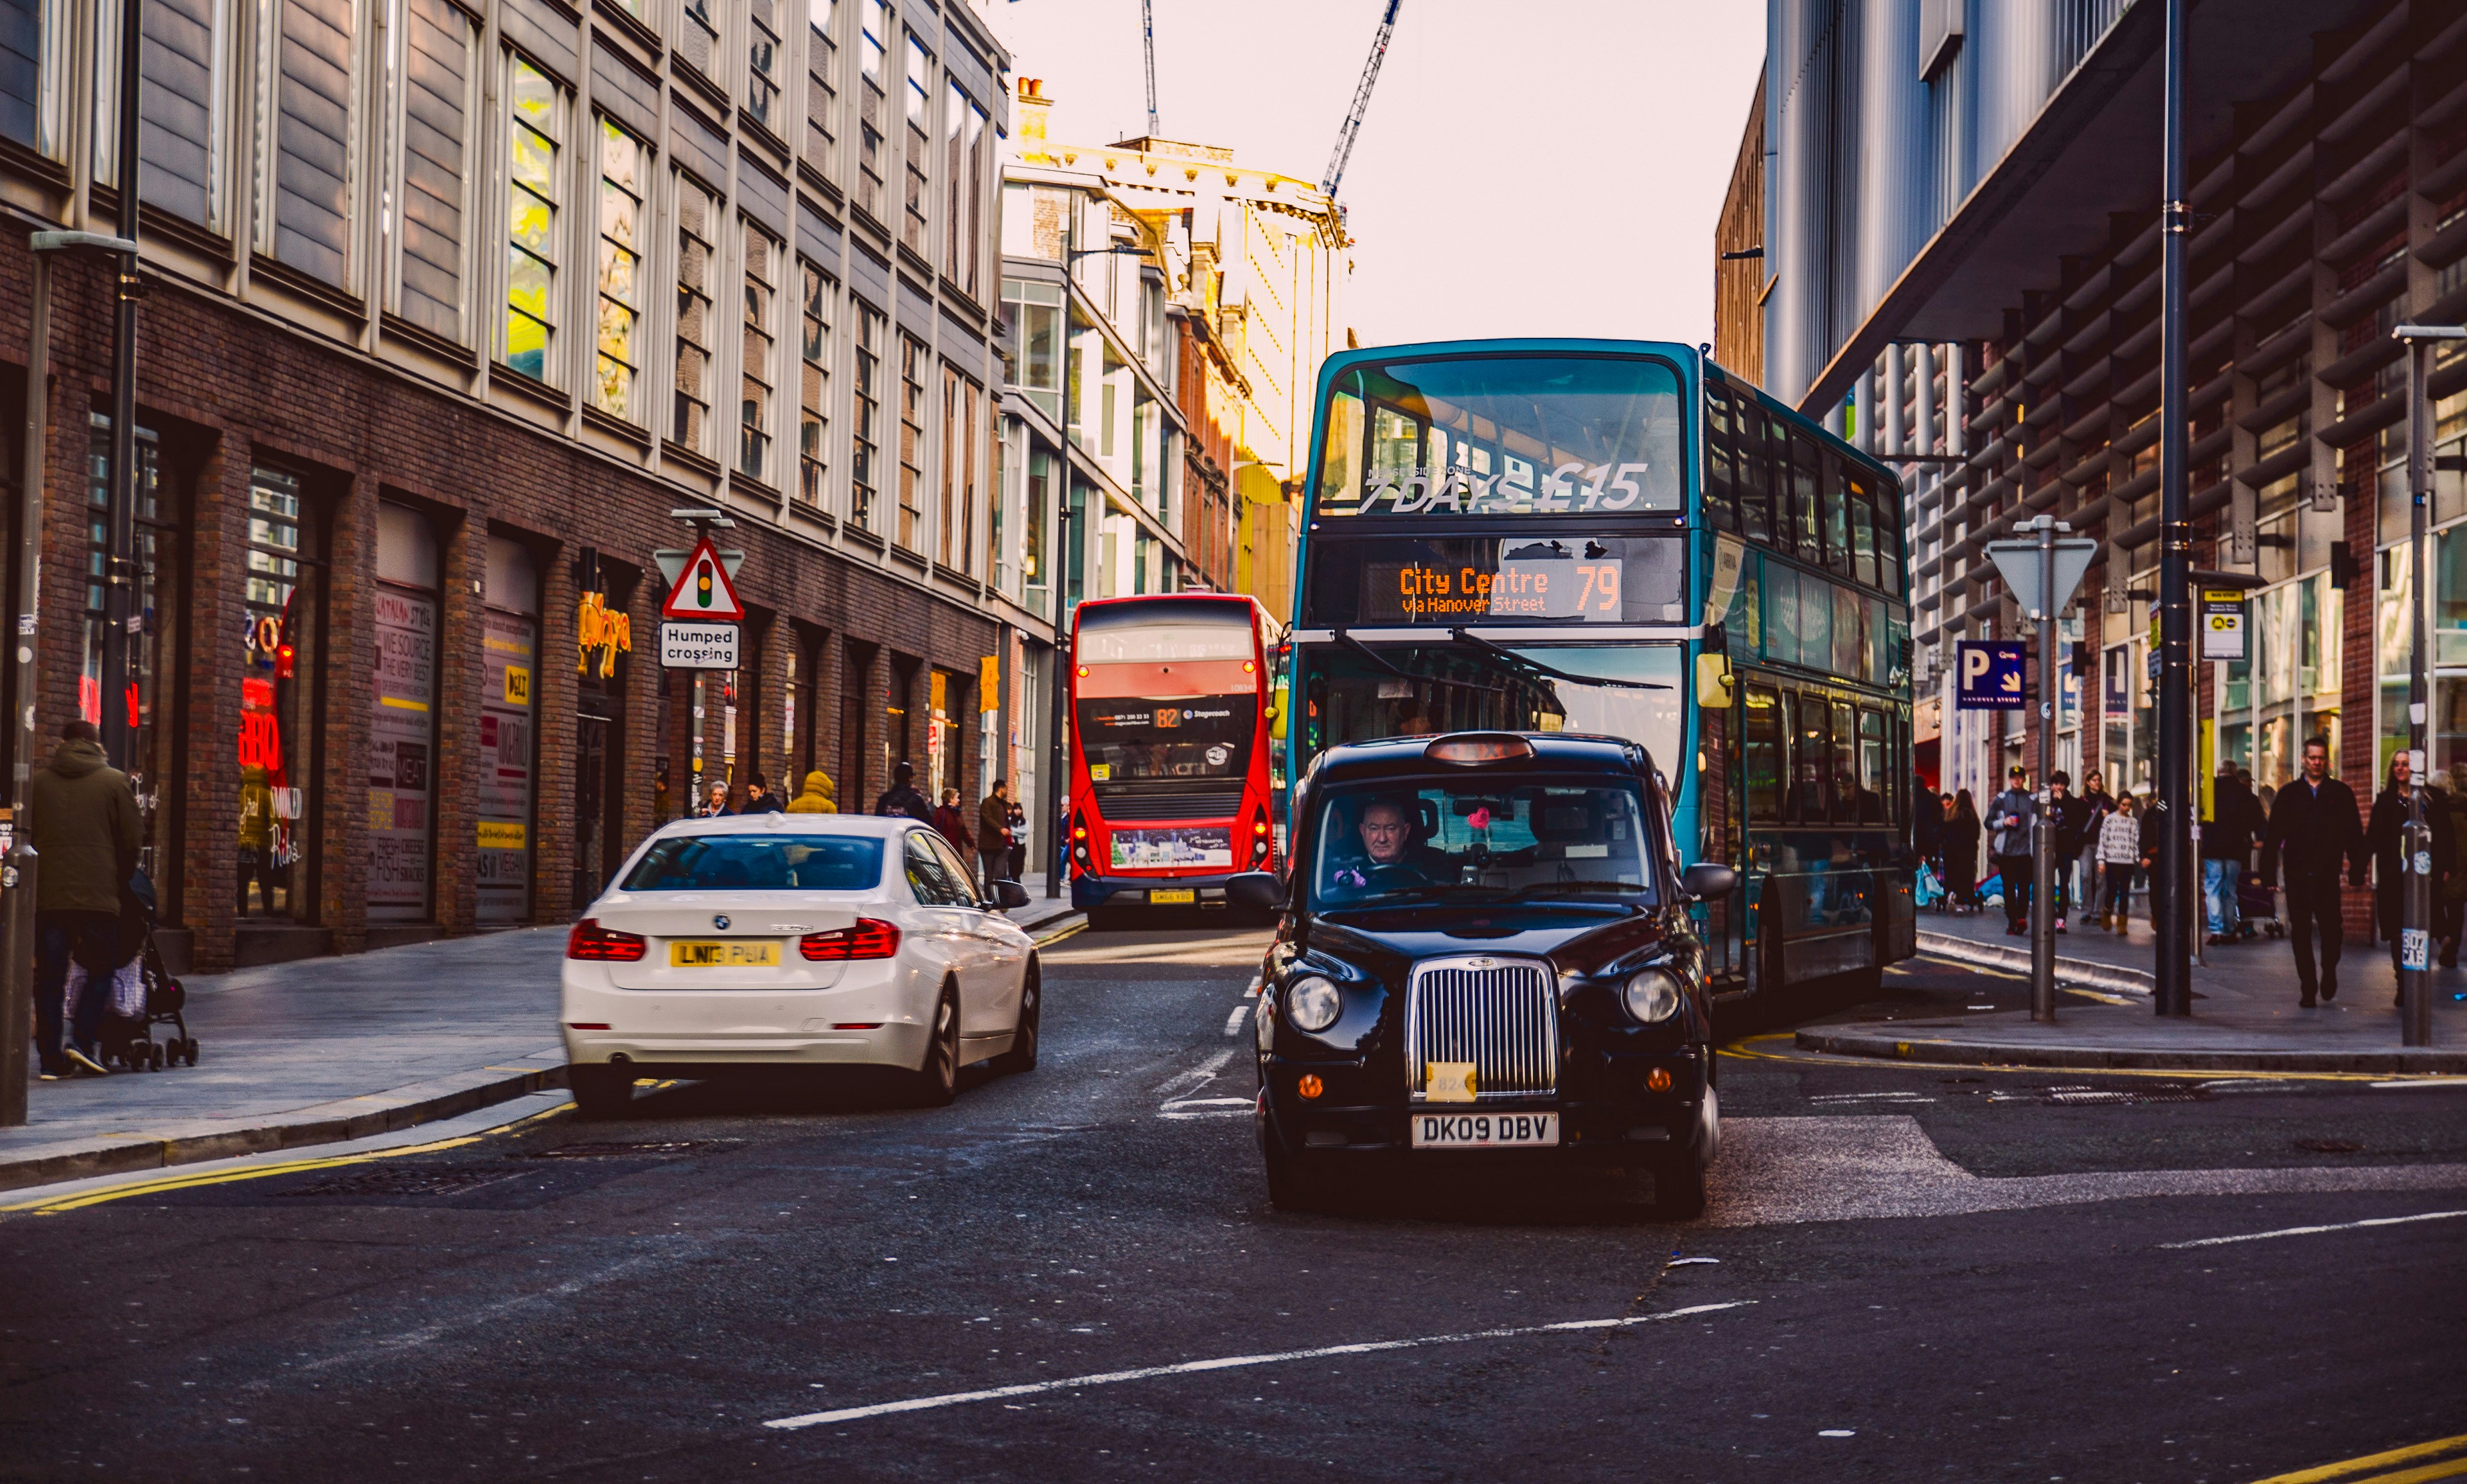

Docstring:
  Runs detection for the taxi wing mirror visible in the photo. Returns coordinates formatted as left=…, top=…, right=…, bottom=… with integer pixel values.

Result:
left=1226, top=871, right=1286, bottom=914
left=1681, top=861, right=1738, bottom=900
left=1695, top=652, right=1735, bottom=710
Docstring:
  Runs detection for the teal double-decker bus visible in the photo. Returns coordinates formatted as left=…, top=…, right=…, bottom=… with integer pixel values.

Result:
left=1282, top=338, right=1916, bottom=1002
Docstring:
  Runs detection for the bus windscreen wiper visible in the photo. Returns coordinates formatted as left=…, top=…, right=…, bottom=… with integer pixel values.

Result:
left=1447, top=628, right=1670, bottom=691
left=1333, top=628, right=1505, bottom=694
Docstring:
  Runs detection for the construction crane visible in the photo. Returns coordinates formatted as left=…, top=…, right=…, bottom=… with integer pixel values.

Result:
left=1320, top=0, right=1401, bottom=200
left=1142, top=0, right=1160, bottom=136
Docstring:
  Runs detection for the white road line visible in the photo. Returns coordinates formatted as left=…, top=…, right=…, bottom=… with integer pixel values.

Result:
left=1152, top=1049, right=1236, bottom=1099
left=1224, top=1005, right=1251, bottom=1036
left=2372, top=1077, right=2467, bottom=1090
left=2159, top=1208, right=2467, bottom=1250
left=1158, top=1097, right=1253, bottom=1120
left=1246, top=975, right=1263, bottom=998
left=762, top=1301, right=1756, bottom=1430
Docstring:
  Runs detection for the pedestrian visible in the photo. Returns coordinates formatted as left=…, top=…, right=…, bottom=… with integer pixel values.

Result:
left=1943, top=789, right=1982, bottom=911
left=873, top=759, right=932, bottom=820
left=2046, top=771, right=2089, bottom=933
left=930, top=786, right=976, bottom=858
left=2258, top=736, right=2367, bottom=1007
left=741, top=773, right=787, bottom=813
left=784, top=770, right=838, bottom=814
left=2203, top=766, right=2266, bottom=944
left=29, top=718, right=142, bottom=1079
left=1006, top=793, right=1029, bottom=881
left=2364, top=748, right=2452, bottom=991
left=1913, top=772, right=1942, bottom=867
left=1988, top=765, right=2037, bottom=935
left=978, top=780, right=1015, bottom=892
left=2078, top=773, right=2114, bottom=914
left=2097, top=792, right=2141, bottom=932
left=703, top=781, right=734, bottom=817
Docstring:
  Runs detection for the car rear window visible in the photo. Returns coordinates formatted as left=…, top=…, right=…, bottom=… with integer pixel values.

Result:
left=620, top=835, right=885, bottom=892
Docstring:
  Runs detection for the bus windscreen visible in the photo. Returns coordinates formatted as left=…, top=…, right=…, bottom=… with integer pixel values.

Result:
left=1312, top=354, right=1686, bottom=520
left=1075, top=698, right=1252, bottom=788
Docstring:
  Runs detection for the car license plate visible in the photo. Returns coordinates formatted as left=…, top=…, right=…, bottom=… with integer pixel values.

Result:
left=1410, top=1111, right=1559, bottom=1149
left=668, top=940, right=781, bottom=967
left=1148, top=888, right=1197, bottom=905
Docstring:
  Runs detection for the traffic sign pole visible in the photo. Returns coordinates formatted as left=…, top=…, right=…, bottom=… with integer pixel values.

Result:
left=662, top=511, right=741, bottom=817
left=2395, top=324, right=2463, bottom=1047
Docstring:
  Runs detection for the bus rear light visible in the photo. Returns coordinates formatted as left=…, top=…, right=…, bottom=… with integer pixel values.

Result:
left=800, top=920, right=901, bottom=960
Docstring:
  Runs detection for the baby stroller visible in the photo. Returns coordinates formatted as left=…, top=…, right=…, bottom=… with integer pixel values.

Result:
left=82, top=870, right=199, bottom=1072
left=2233, top=876, right=2285, bottom=940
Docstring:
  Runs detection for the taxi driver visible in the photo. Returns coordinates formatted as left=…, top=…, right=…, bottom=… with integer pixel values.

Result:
left=1359, top=799, right=1411, bottom=865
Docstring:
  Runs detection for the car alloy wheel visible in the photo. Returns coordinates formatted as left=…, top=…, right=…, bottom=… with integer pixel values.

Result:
left=914, top=986, right=959, bottom=1107
left=994, top=962, right=1039, bottom=1075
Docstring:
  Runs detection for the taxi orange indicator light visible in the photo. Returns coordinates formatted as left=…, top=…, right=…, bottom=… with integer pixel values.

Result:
left=1424, top=734, right=1535, bottom=765
left=1297, top=1073, right=1324, bottom=1100
left=1647, top=1067, right=1673, bottom=1091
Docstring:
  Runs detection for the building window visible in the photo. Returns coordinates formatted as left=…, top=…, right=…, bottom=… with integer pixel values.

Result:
left=370, top=503, right=441, bottom=923
left=477, top=537, right=540, bottom=923
left=898, top=335, right=926, bottom=550
left=856, top=0, right=887, bottom=219
left=945, top=83, right=987, bottom=299
left=806, top=0, right=837, bottom=163
left=799, top=263, right=833, bottom=509
left=387, top=0, right=475, bottom=343
left=1002, top=278, right=1062, bottom=421
left=741, top=220, right=782, bottom=482
left=680, top=0, right=719, bottom=81
left=939, top=365, right=960, bottom=569
left=937, top=371, right=978, bottom=574
left=594, top=118, right=647, bottom=421
left=504, top=55, right=561, bottom=384
left=238, top=467, right=321, bottom=924
left=902, top=36, right=930, bottom=253
left=673, top=177, right=717, bottom=453
left=851, top=303, right=884, bottom=529
left=747, top=0, right=781, bottom=131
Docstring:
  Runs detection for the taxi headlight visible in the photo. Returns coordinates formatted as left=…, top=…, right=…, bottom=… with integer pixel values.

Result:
left=1622, top=967, right=1684, bottom=1025
left=1285, top=976, right=1341, bottom=1033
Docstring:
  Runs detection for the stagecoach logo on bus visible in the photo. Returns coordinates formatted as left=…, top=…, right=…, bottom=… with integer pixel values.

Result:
left=1322, top=461, right=1663, bottom=517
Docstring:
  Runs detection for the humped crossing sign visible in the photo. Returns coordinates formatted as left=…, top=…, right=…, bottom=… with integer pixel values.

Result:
left=660, top=535, right=746, bottom=622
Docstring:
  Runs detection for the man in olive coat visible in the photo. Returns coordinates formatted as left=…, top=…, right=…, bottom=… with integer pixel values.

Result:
left=28, top=719, right=142, bottom=1077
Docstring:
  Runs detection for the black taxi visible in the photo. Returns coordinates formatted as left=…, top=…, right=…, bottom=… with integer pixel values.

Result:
left=1226, top=732, right=1734, bottom=1216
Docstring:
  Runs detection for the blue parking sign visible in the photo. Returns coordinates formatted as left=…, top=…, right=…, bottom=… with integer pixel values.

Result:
left=1955, top=640, right=2027, bottom=711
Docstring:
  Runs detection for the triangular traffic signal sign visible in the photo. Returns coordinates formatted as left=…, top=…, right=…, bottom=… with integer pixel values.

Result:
left=660, top=535, right=746, bottom=621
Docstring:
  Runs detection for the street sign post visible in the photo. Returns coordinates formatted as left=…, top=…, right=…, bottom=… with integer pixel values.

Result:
left=1987, top=518, right=2101, bottom=1025
left=659, top=621, right=740, bottom=671
left=660, top=522, right=743, bottom=813
left=1954, top=640, right=2028, bottom=710
left=2394, top=324, right=2464, bottom=1048
left=2200, top=590, right=2247, bottom=662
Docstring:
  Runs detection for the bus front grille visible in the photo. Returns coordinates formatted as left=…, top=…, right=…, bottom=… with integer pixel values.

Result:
left=1404, top=957, right=1559, bottom=1100
left=1093, top=787, right=1245, bottom=822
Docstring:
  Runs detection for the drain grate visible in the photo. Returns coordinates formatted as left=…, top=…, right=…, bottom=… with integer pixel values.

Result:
left=279, top=1167, right=516, bottom=1199
left=2294, top=1138, right=2364, bottom=1154
left=530, top=1139, right=741, bottom=1160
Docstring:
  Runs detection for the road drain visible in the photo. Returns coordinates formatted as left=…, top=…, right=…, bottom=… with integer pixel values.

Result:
left=530, top=1139, right=741, bottom=1159
left=279, top=1167, right=518, bottom=1198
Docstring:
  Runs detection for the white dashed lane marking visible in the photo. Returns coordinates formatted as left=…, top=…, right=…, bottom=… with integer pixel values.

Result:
left=1224, top=1005, right=1250, bottom=1036
left=762, top=1302, right=1757, bottom=1430
left=2159, top=1208, right=2467, bottom=1250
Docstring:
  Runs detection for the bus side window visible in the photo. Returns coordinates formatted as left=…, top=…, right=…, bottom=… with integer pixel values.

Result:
left=1828, top=699, right=1858, bottom=825
left=1786, top=691, right=1826, bottom=826
left=1877, top=472, right=1908, bottom=594
left=1844, top=468, right=1880, bottom=588
left=1857, top=707, right=1889, bottom=826
left=1821, top=450, right=1852, bottom=579
left=1789, top=432, right=1823, bottom=570
left=1743, top=685, right=1782, bottom=824
left=1704, top=387, right=1737, bottom=532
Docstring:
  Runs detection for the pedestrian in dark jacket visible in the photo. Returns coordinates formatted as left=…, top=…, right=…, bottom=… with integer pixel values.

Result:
left=977, top=781, right=1014, bottom=893
left=2202, top=768, right=2267, bottom=942
left=872, top=760, right=932, bottom=820
left=930, top=787, right=976, bottom=857
left=1913, top=772, right=1941, bottom=864
left=2046, top=772, right=2091, bottom=932
left=1988, top=765, right=2037, bottom=934
left=28, top=720, right=141, bottom=1078
left=2363, top=750, right=2453, bottom=989
left=740, top=774, right=787, bottom=813
left=2258, top=736, right=2368, bottom=1007
left=1943, top=790, right=1982, bottom=909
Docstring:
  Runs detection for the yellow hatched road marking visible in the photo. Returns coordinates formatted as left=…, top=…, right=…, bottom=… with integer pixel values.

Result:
left=2246, top=1433, right=2467, bottom=1484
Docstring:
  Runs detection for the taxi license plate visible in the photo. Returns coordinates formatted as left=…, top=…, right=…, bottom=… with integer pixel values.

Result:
left=668, top=940, right=781, bottom=967
left=1147, top=888, right=1197, bottom=905
left=1410, top=1111, right=1559, bottom=1149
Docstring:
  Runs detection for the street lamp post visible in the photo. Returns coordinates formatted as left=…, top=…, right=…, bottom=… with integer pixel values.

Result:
left=2394, top=324, right=2463, bottom=1048
left=2153, top=0, right=2195, bottom=1017
left=98, top=0, right=145, bottom=772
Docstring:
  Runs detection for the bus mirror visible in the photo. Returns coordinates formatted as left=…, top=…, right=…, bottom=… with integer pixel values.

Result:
left=1695, top=653, right=1735, bottom=710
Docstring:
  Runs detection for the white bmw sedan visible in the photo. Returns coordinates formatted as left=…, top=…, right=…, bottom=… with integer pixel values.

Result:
left=561, top=813, right=1041, bottom=1116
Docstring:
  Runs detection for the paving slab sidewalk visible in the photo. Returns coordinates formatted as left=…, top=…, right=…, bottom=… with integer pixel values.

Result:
left=2, top=891, right=1083, bottom=1192
left=1799, top=904, right=2467, bottom=1073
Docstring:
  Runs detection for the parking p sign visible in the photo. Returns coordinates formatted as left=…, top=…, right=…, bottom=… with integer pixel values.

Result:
left=1955, top=640, right=2028, bottom=711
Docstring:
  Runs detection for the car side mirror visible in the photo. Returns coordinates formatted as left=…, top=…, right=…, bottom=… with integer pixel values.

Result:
left=1226, top=871, right=1285, bottom=914
left=989, top=879, right=1031, bottom=910
left=1681, top=862, right=1738, bottom=900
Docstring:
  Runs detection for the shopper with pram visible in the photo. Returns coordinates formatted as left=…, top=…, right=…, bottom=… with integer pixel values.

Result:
left=28, top=718, right=141, bottom=1079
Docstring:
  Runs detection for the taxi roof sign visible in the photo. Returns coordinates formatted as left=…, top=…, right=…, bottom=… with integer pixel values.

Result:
left=660, top=535, right=746, bottom=622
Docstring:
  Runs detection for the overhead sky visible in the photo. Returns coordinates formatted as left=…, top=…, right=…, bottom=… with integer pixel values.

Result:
left=981, top=0, right=1767, bottom=353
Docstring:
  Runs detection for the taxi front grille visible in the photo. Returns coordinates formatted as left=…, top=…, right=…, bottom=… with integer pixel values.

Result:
left=1404, top=958, right=1558, bottom=1101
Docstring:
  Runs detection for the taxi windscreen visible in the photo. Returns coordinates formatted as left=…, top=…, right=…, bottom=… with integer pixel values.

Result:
left=621, top=835, right=887, bottom=891
left=1309, top=781, right=1658, bottom=907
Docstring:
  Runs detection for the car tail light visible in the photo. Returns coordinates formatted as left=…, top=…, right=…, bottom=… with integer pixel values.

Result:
left=800, top=919, right=901, bottom=960
left=566, top=919, right=646, bottom=962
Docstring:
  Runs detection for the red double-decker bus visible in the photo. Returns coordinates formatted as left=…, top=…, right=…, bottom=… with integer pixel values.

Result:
left=1066, top=594, right=1281, bottom=926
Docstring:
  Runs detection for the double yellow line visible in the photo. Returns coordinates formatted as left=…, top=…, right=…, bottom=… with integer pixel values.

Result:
left=2252, top=1433, right=2467, bottom=1484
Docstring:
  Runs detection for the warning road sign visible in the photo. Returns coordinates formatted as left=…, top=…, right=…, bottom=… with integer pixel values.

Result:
left=660, top=535, right=745, bottom=622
